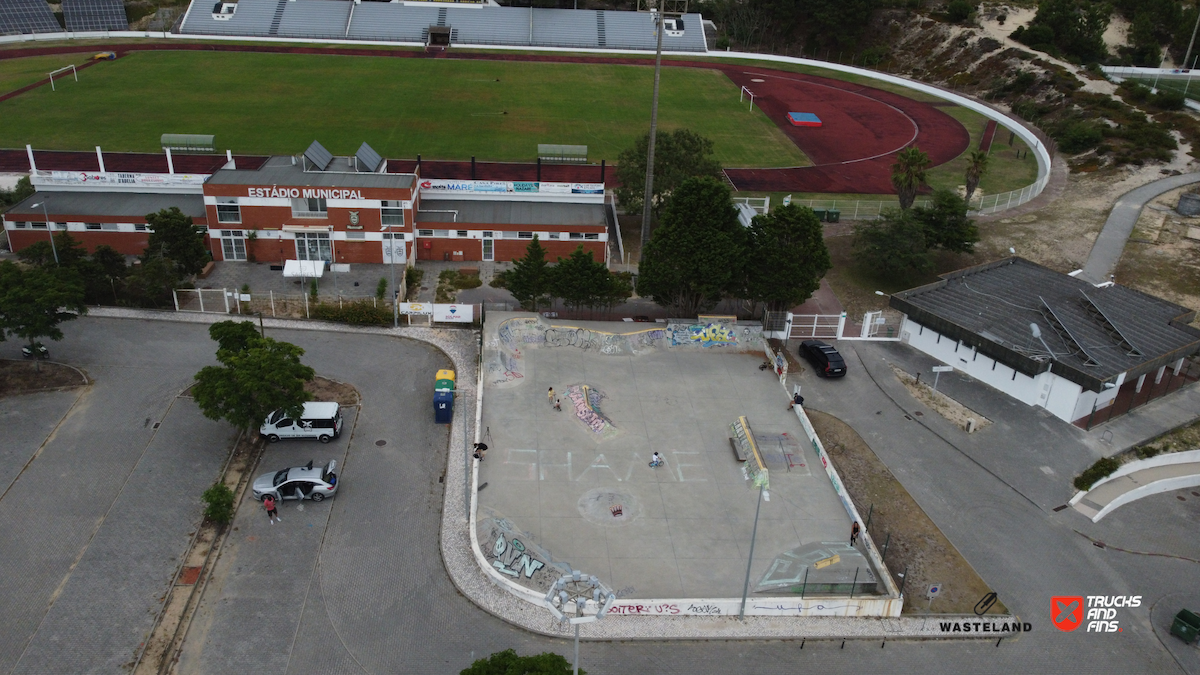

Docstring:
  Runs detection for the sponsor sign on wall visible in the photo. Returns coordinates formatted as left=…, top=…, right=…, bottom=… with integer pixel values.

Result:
left=36, top=170, right=207, bottom=186
left=418, top=179, right=604, bottom=195
left=398, top=302, right=433, bottom=315
left=433, top=304, right=473, bottom=323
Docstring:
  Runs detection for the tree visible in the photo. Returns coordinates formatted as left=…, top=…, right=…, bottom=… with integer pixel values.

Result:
left=123, top=255, right=182, bottom=308
left=615, top=129, right=722, bottom=215
left=84, top=245, right=129, bottom=305
left=550, top=246, right=622, bottom=315
left=460, top=649, right=579, bottom=675
left=912, top=189, right=979, bottom=254
left=963, top=149, right=989, bottom=203
left=201, top=482, right=236, bottom=525
left=0, top=175, right=34, bottom=208
left=146, top=207, right=209, bottom=277
left=745, top=204, right=831, bottom=312
left=0, top=261, right=87, bottom=368
left=17, top=230, right=88, bottom=269
left=890, top=146, right=931, bottom=210
left=636, top=176, right=747, bottom=316
left=506, top=235, right=554, bottom=311
left=192, top=321, right=315, bottom=433
left=1012, top=0, right=1110, bottom=63
left=852, top=209, right=933, bottom=278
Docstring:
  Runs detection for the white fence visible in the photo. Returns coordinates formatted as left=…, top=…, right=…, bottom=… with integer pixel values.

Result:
left=780, top=310, right=904, bottom=342
left=972, top=172, right=1052, bottom=215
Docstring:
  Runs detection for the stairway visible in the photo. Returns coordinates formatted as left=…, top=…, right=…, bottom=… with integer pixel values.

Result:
left=437, top=8, right=447, bottom=26
left=596, top=11, right=606, bottom=47
left=268, top=0, right=287, bottom=36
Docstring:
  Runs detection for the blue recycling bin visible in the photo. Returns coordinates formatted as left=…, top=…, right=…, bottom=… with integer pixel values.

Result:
left=434, top=390, right=454, bottom=424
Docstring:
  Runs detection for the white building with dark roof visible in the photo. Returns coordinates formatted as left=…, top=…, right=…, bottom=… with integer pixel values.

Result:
left=890, top=257, right=1200, bottom=425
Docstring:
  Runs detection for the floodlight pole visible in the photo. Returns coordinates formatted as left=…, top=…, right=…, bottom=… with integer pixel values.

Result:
left=738, top=483, right=765, bottom=621
left=1184, top=4, right=1200, bottom=78
left=639, top=5, right=666, bottom=264
left=390, top=233, right=399, bottom=328
left=31, top=201, right=59, bottom=265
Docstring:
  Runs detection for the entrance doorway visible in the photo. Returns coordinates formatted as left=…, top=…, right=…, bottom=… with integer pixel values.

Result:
left=295, top=232, right=332, bottom=262
left=220, top=230, right=246, bottom=261
left=383, top=233, right=405, bottom=264
left=482, top=233, right=494, bottom=262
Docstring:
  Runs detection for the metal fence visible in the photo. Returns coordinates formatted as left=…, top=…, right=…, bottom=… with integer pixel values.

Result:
left=784, top=199, right=930, bottom=220
left=971, top=173, right=1052, bottom=216
left=175, top=288, right=393, bottom=319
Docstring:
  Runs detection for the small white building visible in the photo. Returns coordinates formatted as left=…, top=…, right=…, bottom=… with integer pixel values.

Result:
left=890, top=258, right=1200, bottom=425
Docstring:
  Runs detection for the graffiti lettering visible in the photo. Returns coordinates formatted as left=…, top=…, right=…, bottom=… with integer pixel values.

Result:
left=490, top=534, right=546, bottom=580
left=565, top=384, right=617, bottom=437
left=669, top=322, right=738, bottom=348
left=687, top=604, right=722, bottom=615
left=609, top=603, right=680, bottom=615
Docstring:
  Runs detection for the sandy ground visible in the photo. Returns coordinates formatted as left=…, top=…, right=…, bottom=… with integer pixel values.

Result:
left=1113, top=184, right=1200, bottom=324
left=977, top=5, right=1118, bottom=95
left=889, top=364, right=992, bottom=433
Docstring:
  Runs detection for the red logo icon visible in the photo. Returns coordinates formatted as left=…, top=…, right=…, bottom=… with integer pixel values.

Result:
left=1051, top=596, right=1083, bottom=632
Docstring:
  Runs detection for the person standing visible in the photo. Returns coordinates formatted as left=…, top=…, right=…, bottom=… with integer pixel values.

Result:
left=264, top=495, right=280, bottom=525
left=473, top=442, right=488, bottom=462
left=547, top=387, right=555, bottom=406
left=850, top=521, right=860, bottom=545
left=554, top=397, right=562, bottom=412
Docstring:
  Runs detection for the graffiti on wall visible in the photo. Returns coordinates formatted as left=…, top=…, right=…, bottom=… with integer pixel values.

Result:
left=565, top=384, right=618, bottom=438
left=480, top=516, right=564, bottom=591
left=669, top=322, right=738, bottom=348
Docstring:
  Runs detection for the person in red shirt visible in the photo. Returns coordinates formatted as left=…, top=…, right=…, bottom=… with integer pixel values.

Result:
left=264, top=495, right=280, bottom=524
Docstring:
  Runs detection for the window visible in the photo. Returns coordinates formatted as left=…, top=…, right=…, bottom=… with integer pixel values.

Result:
left=381, top=200, right=405, bottom=226
left=31, top=222, right=47, bottom=229
left=134, top=223, right=147, bottom=231
left=433, top=229, right=450, bottom=238
left=13, top=222, right=26, bottom=228
left=291, top=197, right=327, bottom=219
left=216, top=198, right=241, bottom=224
left=85, top=223, right=101, bottom=230
left=518, top=232, right=533, bottom=239
left=346, top=231, right=365, bottom=240
left=503, top=231, right=521, bottom=239
left=584, top=233, right=599, bottom=240
left=548, top=232, right=559, bottom=239
left=101, top=223, right=119, bottom=231
left=482, top=231, right=493, bottom=238
left=220, top=230, right=244, bottom=238
left=456, top=230, right=468, bottom=238
left=569, top=232, right=583, bottom=240
left=295, top=232, right=332, bottom=262
left=417, top=229, right=434, bottom=237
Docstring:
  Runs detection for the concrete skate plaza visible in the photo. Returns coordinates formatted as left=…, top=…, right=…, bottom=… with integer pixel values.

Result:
left=478, top=315, right=863, bottom=600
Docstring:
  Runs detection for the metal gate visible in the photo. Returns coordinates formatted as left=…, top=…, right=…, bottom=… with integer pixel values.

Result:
left=789, top=314, right=841, bottom=339
left=174, top=288, right=230, bottom=314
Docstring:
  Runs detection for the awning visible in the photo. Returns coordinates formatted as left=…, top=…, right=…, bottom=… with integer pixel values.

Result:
left=282, top=259, right=325, bottom=278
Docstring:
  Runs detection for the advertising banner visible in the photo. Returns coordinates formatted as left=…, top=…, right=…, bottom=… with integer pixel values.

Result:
left=398, top=302, right=434, bottom=315
left=38, top=170, right=207, bottom=186
left=418, top=179, right=604, bottom=196
left=433, top=304, right=474, bottom=323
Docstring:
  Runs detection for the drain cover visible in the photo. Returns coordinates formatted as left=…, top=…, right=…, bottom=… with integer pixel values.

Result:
left=376, top=440, right=387, bottom=447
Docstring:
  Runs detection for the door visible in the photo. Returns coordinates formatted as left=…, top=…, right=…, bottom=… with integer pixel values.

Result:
left=295, top=233, right=332, bottom=262
left=221, top=233, right=246, bottom=261
left=382, top=233, right=405, bottom=264
left=482, top=233, right=494, bottom=262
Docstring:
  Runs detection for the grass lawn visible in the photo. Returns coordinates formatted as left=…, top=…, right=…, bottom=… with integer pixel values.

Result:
left=0, top=54, right=92, bottom=96
left=0, top=50, right=807, bottom=167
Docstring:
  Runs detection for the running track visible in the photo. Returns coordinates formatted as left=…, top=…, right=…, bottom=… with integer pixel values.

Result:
left=0, top=43, right=970, bottom=195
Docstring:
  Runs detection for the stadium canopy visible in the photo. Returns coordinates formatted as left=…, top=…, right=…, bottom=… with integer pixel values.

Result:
left=161, top=134, right=215, bottom=153
left=538, top=144, right=588, bottom=164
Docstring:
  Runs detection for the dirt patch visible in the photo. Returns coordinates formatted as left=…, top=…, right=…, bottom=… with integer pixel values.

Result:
left=0, top=359, right=88, bottom=398
left=889, top=364, right=992, bottom=433
left=807, top=409, right=1005, bottom=615
left=303, top=376, right=360, bottom=407
left=1113, top=186, right=1200, bottom=328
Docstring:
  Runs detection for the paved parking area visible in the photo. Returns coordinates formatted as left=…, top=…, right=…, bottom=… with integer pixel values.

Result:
left=478, top=320, right=860, bottom=600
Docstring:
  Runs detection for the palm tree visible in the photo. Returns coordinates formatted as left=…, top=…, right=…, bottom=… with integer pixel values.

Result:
left=964, top=149, right=989, bottom=204
left=891, top=146, right=931, bottom=210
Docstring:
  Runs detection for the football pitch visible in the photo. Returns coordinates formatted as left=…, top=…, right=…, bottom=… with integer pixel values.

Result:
left=0, top=50, right=809, bottom=168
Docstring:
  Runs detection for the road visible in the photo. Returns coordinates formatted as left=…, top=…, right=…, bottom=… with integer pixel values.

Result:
left=1, top=317, right=1195, bottom=674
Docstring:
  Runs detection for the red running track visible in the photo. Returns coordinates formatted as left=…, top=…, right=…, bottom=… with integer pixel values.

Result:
left=0, top=43, right=970, bottom=195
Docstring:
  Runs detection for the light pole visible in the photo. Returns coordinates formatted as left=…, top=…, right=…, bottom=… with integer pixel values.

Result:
left=29, top=200, right=59, bottom=265
left=1184, top=3, right=1200, bottom=77
left=738, top=483, right=766, bottom=620
left=639, top=3, right=666, bottom=264
left=544, top=570, right=615, bottom=675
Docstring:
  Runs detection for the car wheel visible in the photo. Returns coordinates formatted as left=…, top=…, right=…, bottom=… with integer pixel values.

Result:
left=311, top=493, right=326, bottom=502
left=267, top=434, right=280, bottom=443
left=319, top=434, right=332, bottom=444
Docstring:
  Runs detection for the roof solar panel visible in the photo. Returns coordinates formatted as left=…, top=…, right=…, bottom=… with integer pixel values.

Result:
left=304, top=141, right=334, bottom=171
left=355, top=142, right=383, bottom=173
left=62, top=0, right=127, bottom=32
left=0, top=0, right=61, bottom=35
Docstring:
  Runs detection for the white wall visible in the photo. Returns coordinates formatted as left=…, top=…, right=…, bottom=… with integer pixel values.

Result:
left=900, top=318, right=1089, bottom=423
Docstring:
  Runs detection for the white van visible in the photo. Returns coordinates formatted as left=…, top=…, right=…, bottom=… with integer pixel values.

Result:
left=260, top=402, right=343, bottom=443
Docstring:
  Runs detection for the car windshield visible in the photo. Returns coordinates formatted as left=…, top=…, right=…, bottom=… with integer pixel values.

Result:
left=272, top=469, right=289, bottom=487
left=268, top=410, right=284, bottom=424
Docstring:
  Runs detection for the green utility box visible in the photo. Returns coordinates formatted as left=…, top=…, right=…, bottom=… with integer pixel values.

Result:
left=1171, top=608, right=1200, bottom=644
left=812, top=208, right=828, bottom=222
left=827, top=209, right=841, bottom=223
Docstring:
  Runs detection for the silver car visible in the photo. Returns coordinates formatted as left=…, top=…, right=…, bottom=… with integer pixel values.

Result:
left=252, top=460, right=339, bottom=503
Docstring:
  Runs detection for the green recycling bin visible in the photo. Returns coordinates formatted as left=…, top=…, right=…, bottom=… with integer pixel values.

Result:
left=812, top=208, right=828, bottom=222
left=434, top=378, right=455, bottom=392
left=1171, top=608, right=1200, bottom=643
left=827, top=209, right=841, bottom=223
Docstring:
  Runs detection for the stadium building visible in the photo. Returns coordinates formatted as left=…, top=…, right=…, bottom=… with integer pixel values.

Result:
left=2, top=143, right=610, bottom=265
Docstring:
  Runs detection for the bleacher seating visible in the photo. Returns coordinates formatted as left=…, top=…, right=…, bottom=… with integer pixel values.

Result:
left=181, top=0, right=708, bottom=53
left=0, top=0, right=61, bottom=35
left=62, top=0, right=128, bottom=32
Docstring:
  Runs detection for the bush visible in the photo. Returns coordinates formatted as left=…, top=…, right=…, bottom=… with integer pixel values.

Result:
left=715, top=35, right=730, bottom=50
left=946, top=0, right=971, bottom=23
left=202, top=482, right=236, bottom=524
left=1055, top=122, right=1103, bottom=153
left=311, top=300, right=392, bottom=326
left=1135, top=444, right=1162, bottom=459
left=1152, top=89, right=1186, bottom=111
left=491, top=269, right=510, bottom=289
left=376, top=277, right=388, bottom=300
left=405, top=266, right=424, bottom=290
left=1073, top=456, right=1120, bottom=491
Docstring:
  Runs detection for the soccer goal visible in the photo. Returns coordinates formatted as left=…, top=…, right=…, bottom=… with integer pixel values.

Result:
left=48, top=65, right=78, bottom=92
left=739, top=85, right=755, bottom=112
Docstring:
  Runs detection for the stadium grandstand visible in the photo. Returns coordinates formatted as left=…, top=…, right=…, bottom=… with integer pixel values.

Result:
left=182, top=0, right=707, bottom=52
left=0, top=0, right=62, bottom=36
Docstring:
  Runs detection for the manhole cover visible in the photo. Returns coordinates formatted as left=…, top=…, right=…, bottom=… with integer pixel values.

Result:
left=376, top=440, right=387, bottom=447
left=578, top=488, right=640, bottom=526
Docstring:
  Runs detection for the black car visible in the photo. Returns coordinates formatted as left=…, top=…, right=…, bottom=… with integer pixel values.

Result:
left=799, top=340, right=847, bottom=378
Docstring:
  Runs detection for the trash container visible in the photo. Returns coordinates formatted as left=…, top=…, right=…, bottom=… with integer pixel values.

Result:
left=827, top=209, right=841, bottom=223
left=1171, top=608, right=1200, bottom=644
left=812, top=208, right=828, bottom=222
left=434, top=378, right=455, bottom=392
left=436, top=369, right=456, bottom=384
left=434, top=390, right=454, bottom=424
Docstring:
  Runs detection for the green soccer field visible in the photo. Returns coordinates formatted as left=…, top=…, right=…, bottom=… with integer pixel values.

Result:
left=0, top=51, right=809, bottom=168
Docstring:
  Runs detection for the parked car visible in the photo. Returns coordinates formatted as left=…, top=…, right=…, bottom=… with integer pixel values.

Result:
left=252, top=460, right=339, bottom=503
left=799, top=340, right=847, bottom=378
left=260, top=402, right=343, bottom=443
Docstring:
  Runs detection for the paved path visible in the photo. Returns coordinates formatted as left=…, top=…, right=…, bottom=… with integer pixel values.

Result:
left=1074, top=461, right=1200, bottom=521
left=1079, top=172, right=1200, bottom=283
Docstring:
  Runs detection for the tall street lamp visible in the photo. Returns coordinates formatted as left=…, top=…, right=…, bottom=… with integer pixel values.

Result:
left=28, top=200, right=59, bottom=265
left=639, top=3, right=666, bottom=264
left=544, top=570, right=615, bottom=675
